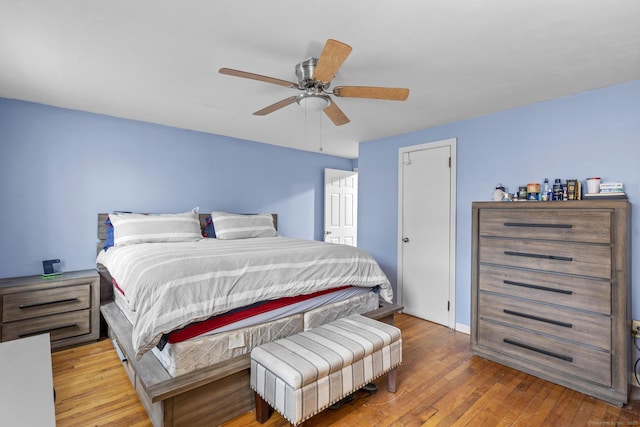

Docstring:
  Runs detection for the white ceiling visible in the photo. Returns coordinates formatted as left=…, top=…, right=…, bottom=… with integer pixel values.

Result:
left=1, top=1, right=639, bottom=159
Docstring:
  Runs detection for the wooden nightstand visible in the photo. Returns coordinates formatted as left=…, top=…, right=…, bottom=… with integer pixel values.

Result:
left=0, top=269, right=100, bottom=350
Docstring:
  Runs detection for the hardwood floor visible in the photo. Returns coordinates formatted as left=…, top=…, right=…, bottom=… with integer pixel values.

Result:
left=51, top=313, right=640, bottom=426
left=52, top=338, right=151, bottom=426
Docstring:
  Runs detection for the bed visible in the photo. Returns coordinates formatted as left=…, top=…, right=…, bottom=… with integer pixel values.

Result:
left=97, top=211, right=402, bottom=426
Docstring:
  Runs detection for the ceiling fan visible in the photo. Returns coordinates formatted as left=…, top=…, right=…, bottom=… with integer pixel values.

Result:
left=219, top=39, right=410, bottom=126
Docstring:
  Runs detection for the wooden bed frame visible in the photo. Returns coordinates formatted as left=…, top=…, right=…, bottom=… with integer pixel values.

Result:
left=96, top=213, right=402, bottom=426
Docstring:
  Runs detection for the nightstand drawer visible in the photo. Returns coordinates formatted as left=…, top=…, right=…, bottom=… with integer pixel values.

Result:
left=479, top=209, right=611, bottom=243
left=478, top=320, right=611, bottom=387
left=478, top=265, right=611, bottom=314
left=479, top=237, right=611, bottom=279
left=2, top=310, right=91, bottom=342
left=479, top=292, right=610, bottom=350
left=2, top=284, right=91, bottom=322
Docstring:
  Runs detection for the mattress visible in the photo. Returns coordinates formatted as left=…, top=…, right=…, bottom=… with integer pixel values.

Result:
left=113, top=286, right=379, bottom=376
left=114, top=287, right=134, bottom=324
left=98, top=236, right=393, bottom=359
left=144, top=290, right=378, bottom=377
left=303, top=290, right=380, bottom=330
left=152, top=314, right=304, bottom=377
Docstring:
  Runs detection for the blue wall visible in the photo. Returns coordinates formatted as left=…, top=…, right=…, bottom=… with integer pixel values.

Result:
left=358, top=80, right=640, bottom=328
left=2, top=81, right=639, bottom=327
left=0, top=99, right=353, bottom=277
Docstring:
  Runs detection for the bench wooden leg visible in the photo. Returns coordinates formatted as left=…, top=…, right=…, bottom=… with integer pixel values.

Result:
left=387, top=367, right=397, bottom=393
left=255, top=392, right=273, bottom=423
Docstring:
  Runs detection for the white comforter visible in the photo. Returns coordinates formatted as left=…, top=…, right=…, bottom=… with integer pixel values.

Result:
left=97, top=236, right=392, bottom=359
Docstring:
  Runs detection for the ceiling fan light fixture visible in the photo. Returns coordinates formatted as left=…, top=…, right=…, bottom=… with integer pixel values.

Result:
left=296, top=93, right=330, bottom=112
left=219, top=39, right=408, bottom=126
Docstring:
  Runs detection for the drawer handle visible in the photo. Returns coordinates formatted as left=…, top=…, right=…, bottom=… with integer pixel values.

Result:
left=19, top=297, right=79, bottom=309
left=504, top=280, right=573, bottom=295
left=504, top=222, right=572, bottom=229
left=504, top=251, right=573, bottom=262
left=18, top=323, right=78, bottom=338
left=503, top=309, right=573, bottom=328
left=503, top=338, right=573, bottom=362
left=111, top=339, right=128, bottom=362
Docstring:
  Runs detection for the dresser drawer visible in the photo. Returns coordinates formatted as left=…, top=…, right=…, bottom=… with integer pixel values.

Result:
left=479, top=209, right=611, bottom=243
left=479, top=292, right=611, bottom=350
left=2, top=284, right=91, bottom=322
left=479, top=237, right=611, bottom=279
left=478, top=265, right=611, bottom=315
left=2, top=309, right=91, bottom=342
left=478, top=320, right=611, bottom=386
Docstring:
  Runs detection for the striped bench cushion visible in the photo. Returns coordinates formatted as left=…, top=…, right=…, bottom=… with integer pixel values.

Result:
left=250, top=314, right=402, bottom=425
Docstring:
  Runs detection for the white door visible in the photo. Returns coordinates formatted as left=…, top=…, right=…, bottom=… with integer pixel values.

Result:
left=324, top=168, right=358, bottom=246
left=398, top=139, right=456, bottom=328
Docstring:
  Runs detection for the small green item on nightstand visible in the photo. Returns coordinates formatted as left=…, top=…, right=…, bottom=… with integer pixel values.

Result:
left=41, top=272, right=63, bottom=279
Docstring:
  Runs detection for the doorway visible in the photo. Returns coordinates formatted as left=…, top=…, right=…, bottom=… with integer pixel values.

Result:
left=324, top=168, right=358, bottom=246
left=397, top=138, right=456, bottom=328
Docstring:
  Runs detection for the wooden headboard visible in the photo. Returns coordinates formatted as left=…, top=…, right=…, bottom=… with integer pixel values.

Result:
left=97, top=212, right=278, bottom=255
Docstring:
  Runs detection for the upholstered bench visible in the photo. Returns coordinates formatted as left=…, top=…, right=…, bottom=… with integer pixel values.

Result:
left=250, top=314, right=402, bottom=425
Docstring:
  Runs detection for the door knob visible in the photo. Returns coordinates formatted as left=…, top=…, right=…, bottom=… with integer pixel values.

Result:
left=325, top=231, right=332, bottom=235
left=402, top=237, right=409, bottom=243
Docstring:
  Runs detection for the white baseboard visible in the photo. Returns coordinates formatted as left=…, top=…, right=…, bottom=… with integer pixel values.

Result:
left=455, top=323, right=470, bottom=335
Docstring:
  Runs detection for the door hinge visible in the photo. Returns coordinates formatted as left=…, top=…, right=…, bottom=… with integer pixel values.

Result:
left=448, top=157, right=451, bottom=168
left=403, top=152, right=411, bottom=165
left=447, top=301, right=450, bottom=311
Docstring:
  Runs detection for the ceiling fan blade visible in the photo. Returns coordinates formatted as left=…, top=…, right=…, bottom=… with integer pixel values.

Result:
left=333, top=86, right=410, bottom=101
left=313, top=39, right=353, bottom=83
left=219, top=68, right=299, bottom=89
left=323, top=101, right=350, bottom=126
left=253, top=96, right=298, bottom=116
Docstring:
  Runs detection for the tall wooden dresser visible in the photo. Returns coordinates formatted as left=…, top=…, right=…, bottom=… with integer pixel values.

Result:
left=470, top=200, right=631, bottom=405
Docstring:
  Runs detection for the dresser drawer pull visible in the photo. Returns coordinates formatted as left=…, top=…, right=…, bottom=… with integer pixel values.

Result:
left=18, top=323, right=78, bottom=338
left=504, top=251, right=573, bottom=262
left=504, top=222, right=572, bottom=229
left=503, top=309, right=573, bottom=328
left=503, top=280, right=573, bottom=295
left=19, top=297, right=79, bottom=309
left=503, top=338, right=573, bottom=362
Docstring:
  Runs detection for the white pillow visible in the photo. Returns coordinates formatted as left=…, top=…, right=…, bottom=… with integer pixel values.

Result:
left=110, top=211, right=202, bottom=247
left=211, top=212, right=276, bottom=240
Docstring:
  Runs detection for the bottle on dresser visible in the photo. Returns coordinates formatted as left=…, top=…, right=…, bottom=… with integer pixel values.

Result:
left=552, top=178, right=563, bottom=201
left=542, top=178, right=551, bottom=201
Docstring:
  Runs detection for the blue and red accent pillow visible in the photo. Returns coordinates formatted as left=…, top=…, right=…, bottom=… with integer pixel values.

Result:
left=203, top=215, right=216, bottom=238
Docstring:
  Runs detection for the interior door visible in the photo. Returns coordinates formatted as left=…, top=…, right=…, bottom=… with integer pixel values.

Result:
left=324, top=168, right=358, bottom=246
left=398, top=139, right=456, bottom=327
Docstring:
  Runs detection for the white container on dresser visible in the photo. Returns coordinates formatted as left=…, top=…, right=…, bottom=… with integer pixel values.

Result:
left=470, top=200, right=631, bottom=406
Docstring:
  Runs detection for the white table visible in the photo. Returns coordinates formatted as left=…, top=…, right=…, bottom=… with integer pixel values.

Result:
left=0, top=334, right=56, bottom=426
